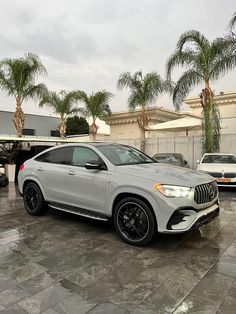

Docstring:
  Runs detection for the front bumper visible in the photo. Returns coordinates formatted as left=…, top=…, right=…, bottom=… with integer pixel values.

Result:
left=205, top=172, right=236, bottom=187
left=163, top=202, right=219, bottom=233
left=216, top=182, right=236, bottom=187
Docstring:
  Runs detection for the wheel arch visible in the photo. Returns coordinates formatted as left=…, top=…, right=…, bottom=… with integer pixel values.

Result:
left=22, top=178, right=45, bottom=199
left=111, top=192, right=158, bottom=230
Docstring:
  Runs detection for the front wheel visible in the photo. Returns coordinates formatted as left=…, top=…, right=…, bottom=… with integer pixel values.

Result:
left=23, top=182, right=47, bottom=216
left=114, top=197, right=156, bottom=246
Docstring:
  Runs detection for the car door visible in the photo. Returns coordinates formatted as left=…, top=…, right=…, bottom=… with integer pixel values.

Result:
left=34, top=146, right=74, bottom=203
left=64, top=146, right=108, bottom=213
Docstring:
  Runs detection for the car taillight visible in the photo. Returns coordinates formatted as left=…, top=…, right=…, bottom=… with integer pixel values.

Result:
left=19, top=164, right=24, bottom=171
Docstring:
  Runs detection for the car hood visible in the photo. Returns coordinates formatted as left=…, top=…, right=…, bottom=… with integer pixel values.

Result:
left=116, top=163, right=213, bottom=187
left=197, top=163, right=236, bottom=172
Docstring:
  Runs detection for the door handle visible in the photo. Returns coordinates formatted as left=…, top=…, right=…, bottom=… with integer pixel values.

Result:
left=37, top=167, right=43, bottom=171
left=68, top=170, right=75, bottom=175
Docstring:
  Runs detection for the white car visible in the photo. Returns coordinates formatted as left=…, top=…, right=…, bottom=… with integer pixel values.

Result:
left=197, top=153, right=236, bottom=187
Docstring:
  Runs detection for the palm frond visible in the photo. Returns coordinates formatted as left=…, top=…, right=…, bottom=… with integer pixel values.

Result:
left=228, top=11, right=236, bottom=31
left=0, top=52, right=47, bottom=101
left=24, top=83, right=48, bottom=101
left=24, top=52, right=47, bottom=77
left=117, top=72, right=142, bottom=92
left=172, top=70, right=203, bottom=111
left=177, top=30, right=210, bottom=53
left=0, top=69, right=16, bottom=98
left=166, top=50, right=197, bottom=79
left=117, top=72, right=132, bottom=90
left=127, top=92, right=141, bottom=111
left=118, top=70, right=170, bottom=111
left=38, top=91, right=60, bottom=109
left=210, top=51, right=236, bottom=79
left=78, top=90, right=113, bottom=120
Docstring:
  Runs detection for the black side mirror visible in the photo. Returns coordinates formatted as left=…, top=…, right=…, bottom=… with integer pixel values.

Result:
left=184, top=160, right=188, bottom=165
left=85, top=160, right=107, bottom=170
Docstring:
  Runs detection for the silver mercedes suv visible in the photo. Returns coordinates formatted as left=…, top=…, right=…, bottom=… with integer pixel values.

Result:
left=18, top=143, right=219, bottom=246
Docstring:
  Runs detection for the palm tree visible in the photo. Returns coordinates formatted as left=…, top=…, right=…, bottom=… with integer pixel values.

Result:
left=0, top=52, right=47, bottom=137
left=117, top=71, right=172, bottom=152
left=39, top=90, right=83, bottom=139
left=78, top=90, right=113, bottom=141
left=229, top=11, right=236, bottom=32
left=166, top=30, right=236, bottom=153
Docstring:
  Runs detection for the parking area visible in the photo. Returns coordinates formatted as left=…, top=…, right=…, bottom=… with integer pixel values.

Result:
left=0, top=185, right=236, bottom=314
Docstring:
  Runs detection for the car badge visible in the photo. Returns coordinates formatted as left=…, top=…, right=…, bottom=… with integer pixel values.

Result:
left=208, top=185, right=215, bottom=200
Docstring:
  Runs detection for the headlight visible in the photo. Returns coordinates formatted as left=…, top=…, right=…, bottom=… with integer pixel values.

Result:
left=154, top=183, right=191, bottom=198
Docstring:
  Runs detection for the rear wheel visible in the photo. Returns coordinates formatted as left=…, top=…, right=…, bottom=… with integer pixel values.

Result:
left=23, top=182, right=47, bottom=215
left=114, top=197, right=156, bottom=246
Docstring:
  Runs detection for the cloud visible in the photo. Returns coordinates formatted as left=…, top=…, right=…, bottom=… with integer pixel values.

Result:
left=0, top=0, right=235, bottom=115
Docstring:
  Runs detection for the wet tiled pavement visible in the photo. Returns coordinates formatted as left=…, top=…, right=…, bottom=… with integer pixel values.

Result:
left=0, top=184, right=236, bottom=314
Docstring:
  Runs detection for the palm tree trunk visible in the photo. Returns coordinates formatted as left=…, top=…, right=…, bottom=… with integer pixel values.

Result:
left=59, top=117, right=66, bottom=139
left=138, top=105, right=148, bottom=152
left=140, top=128, right=146, bottom=153
left=90, top=118, right=98, bottom=141
left=13, top=98, right=24, bottom=137
left=201, top=81, right=220, bottom=153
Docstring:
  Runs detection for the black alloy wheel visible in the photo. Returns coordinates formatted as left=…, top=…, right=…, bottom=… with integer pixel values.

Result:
left=23, top=182, right=46, bottom=215
left=114, top=197, right=156, bottom=246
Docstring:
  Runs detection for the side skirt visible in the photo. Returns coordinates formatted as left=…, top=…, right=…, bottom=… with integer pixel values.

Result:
left=48, top=202, right=110, bottom=222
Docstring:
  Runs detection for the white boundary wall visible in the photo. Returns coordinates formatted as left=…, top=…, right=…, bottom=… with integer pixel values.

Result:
left=115, top=134, right=236, bottom=169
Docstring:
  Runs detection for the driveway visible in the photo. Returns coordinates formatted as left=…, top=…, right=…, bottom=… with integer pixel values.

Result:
left=0, top=184, right=236, bottom=314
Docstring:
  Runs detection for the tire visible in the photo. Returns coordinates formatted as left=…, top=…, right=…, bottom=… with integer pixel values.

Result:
left=0, top=175, right=9, bottom=187
left=114, top=197, right=156, bottom=246
left=23, top=182, right=47, bottom=216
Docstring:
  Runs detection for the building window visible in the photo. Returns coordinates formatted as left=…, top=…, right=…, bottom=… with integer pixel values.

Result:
left=22, top=129, right=35, bottom=136
left=51, top=130, right=59, bottom=137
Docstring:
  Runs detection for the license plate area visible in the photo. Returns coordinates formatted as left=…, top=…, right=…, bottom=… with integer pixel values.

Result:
left=216, top=178, right=231, bottom=183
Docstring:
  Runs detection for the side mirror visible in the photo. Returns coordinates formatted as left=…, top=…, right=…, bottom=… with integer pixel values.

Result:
left=85, top=160, right=107, bottom=170
left=184, top=160, right=188, bottom=165
left=196, top=160, right=200, bottom=164
left=85, top=162, right=100, bottom=170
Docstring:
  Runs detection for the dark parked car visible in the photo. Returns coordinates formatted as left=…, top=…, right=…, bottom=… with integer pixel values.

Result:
left=0, top=164, right=8, bottom=187
left=14, top=145, right=54, bottom=180
left=0, top=147, right=7, bottom=166
left=1, top=144, right=54, bottom=181
left=153, top=153, right=189, bottom=168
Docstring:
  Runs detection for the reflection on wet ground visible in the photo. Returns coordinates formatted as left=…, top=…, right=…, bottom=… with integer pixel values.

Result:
left=0, top=184, right=236, bottom=313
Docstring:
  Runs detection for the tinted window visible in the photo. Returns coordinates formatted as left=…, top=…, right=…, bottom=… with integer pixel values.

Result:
left=35, top=146, right=74, bottom=165
left=98, top=144, right=154, bottom=166
left=72, top=147, right=100, bottom=167
left=202, top=154, right=236, bottom=164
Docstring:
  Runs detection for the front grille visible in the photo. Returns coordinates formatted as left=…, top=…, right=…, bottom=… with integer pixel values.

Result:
left=194, top=182, right=218, bottom=204
left=208, top=172, right=222, bottom=178
left=224, top=173, right=236, bottom=178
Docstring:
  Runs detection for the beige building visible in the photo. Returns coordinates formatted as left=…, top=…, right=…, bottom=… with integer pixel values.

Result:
left=105, top=107, right=200, bottom=140
left=185, top=91, right=236, bottom=135
left=105, top=91, right=236, bottom=140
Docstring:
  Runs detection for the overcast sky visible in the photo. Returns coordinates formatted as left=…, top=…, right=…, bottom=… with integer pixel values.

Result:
left=0, top=0, right=235, bottom=116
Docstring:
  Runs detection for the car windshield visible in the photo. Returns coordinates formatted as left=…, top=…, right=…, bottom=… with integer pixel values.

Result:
left=153, top=154, right=183, bottom=164
left=97, top=144, right=155, bottom=166
left=202, top=154, right=236, bottom=164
